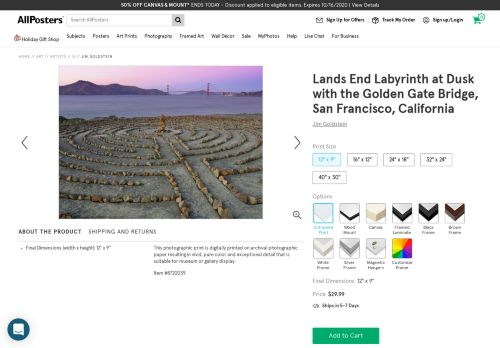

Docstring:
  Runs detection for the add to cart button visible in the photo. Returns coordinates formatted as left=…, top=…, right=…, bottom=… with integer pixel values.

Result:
left=312, top=328, right=379, bottom=344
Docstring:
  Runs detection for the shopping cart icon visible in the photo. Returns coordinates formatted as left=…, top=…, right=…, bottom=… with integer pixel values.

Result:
left=473, top=13, right=485, bottom=24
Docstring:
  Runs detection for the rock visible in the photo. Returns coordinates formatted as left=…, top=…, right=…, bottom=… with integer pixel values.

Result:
left=220, top=208, right=232, bottom=219
left=237, top=193, right=248, bottom=203
left=140, top=197, right=151, bottom=203
left=213, top=199, right=222, bottom=210
left=123, top=196, right=132, bottom=203
left=248, top=196, right=258, bottom=205
left=127, top=181, right=134, bottom=186
left=90, top=195, right=103, bottom=203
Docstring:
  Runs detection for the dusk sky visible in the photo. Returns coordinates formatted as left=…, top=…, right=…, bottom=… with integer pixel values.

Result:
left=59, top=66, right=263, bottom=92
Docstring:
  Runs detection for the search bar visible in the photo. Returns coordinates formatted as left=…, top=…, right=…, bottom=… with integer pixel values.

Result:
left=66, top=14, right=184, bottom=27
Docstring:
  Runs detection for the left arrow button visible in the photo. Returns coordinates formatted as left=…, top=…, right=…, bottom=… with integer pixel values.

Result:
left=21, top=136, right=28, bottom=150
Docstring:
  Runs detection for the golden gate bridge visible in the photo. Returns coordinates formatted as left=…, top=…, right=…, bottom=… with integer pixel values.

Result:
left=165, top=83, right=225, bottom=96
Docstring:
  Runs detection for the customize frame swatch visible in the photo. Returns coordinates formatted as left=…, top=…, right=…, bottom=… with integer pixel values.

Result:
left=392, top=238, right=412, bottom=258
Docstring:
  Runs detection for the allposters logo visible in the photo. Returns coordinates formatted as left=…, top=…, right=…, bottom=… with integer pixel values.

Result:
left=17, top=15, right=63, bottom=24
left=14, top=34, right=21, bottom=41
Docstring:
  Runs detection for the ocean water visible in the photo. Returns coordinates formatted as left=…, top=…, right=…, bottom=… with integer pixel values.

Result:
left=59, top=95, right=263, bottom=119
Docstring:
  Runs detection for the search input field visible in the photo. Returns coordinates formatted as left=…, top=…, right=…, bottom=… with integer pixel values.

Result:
left=66, top=14, right=184, bottom=27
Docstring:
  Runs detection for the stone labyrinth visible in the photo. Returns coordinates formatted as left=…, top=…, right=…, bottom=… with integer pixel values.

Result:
left=59, top=115, right=262, bottom=219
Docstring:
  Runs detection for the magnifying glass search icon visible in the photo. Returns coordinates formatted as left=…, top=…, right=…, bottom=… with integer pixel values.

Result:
left=172, top=15, right=184, bottom=26
left=293, top=211, right=302, bottom=219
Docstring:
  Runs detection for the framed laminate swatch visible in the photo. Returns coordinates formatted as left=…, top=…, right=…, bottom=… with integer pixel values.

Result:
left=392, top=203, right=412, bottom=223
